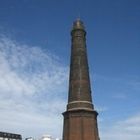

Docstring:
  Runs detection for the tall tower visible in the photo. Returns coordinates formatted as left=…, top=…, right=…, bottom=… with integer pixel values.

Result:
left=62, top=19, right=100, bottom=140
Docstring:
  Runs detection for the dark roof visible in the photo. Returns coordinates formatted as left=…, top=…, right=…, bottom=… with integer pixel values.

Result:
left=72, top=19, right=85, bottom=30
left=0, top=132, right=22, bottom=139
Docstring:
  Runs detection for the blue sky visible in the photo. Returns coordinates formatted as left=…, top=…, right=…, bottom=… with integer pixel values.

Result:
left=0, top=0, right=140, bottom=140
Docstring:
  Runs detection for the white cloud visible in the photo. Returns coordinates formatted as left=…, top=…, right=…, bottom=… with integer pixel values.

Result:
left=0, top=36, right=68, bottom=138
left=96, top=106, right=108, bottom=112
left=130, top=81, right=140, bottom=92
left=112, top=94, right=127, bottom=99
left=100, top=113, right=140, bottom=140
left=1, top=36, right=139, bottom=140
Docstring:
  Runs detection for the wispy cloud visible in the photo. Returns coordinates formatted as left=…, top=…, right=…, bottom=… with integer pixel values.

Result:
left=1, top=36, right=139, bottom=140
left=129, top=81, right=140, bottom=92
left=96, top=106, right=108, bottom=113
left=112, top=93, right=127, bottom=99
left=100, top=113, right=140, bottom=140
left=0, top=36, right=68, bottom=138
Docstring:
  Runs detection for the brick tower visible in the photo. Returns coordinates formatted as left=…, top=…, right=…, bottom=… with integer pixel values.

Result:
left=62, top=19, right=100, bottom=140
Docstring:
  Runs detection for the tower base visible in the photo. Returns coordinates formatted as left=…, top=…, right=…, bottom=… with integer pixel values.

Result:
left=62, top=109, right=100, bottom=140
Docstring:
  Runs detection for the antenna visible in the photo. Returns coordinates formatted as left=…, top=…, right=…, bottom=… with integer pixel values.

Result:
left=77, top=0, right=81, bottom=20
left=78, top=12, right=81, bottom=20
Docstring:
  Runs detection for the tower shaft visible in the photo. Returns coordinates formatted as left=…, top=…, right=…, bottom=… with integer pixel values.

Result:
left=62, top=19, right=100, bottom=140
left=67, top=20, right=93, bottom=111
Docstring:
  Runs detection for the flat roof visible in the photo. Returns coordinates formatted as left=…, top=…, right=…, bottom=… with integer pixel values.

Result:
left=0, top=132, right=22, bottom=139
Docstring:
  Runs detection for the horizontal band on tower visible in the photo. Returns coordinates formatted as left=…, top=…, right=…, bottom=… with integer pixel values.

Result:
left=67, top=107, right=93, bottom=111
left=67, top=100, right=94, bottom=110
left=68, top=101, right=92, bottom=104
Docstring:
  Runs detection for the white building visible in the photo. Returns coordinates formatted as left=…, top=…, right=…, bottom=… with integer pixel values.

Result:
left=40, top=135, right=61, bottom=140
left=41, top=135, right=53, bottom=140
